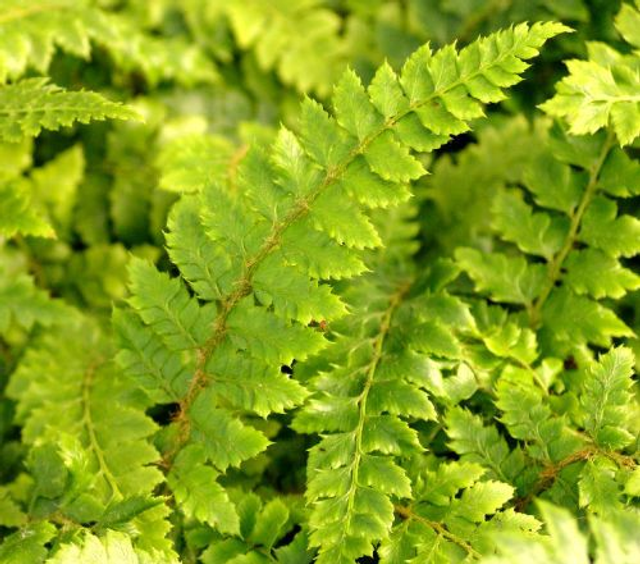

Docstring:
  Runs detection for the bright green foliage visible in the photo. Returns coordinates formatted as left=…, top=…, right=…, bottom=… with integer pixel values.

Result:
left=293, top=205, right=433, bottom=563
left=0, top=79, right=137, bottom=142
left=482, top=501, right=640, bottom=564
left=182, top=0, right=345, bottom=96
left=541, top=1, right=640, bottom=146
left=2, top=316, right=177, bottom=561
left=0, top=0, right=216, bottom=86
left=379, top=460, right=540, bottom=562
left=45, top=530, right=142, bottom=563
left=1, top=3, right=638, bottom=564
left=456, top=124, right=639, bottom=356
left=0, top=244, right=72, bottom=336
left=424, top=116, right=549, bottom=252
left=0, top=140, right=87, bottom=238
left=7, top=320, right=162, bottom=499
left=581, top=347, right=636, bottom=450
left=116, top=23, right=565, bottom=559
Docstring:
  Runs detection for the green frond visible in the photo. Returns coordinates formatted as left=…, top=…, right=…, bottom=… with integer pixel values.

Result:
left=0, top=0, right=217, bottom=85
left=380, top=459, right=539, bottom=563
left=445, top=408, right=527, bottom=486
left=0, top=79, right=138, bottom=142
left=7, top=319, right=162, bottom=502
left=455, top=248, right=546, bottom=306
left=482, top=501, right=640, bottom=564
left=208, top=0, right=346, bottom=95
left=115, top=19, right=565, bottom=549
left=126, top=257, right=215, bottom=351
left=581, top=347, right=636, bottom=450
left=541, top=2, right=640, bottom=146
left=424, top=116, right=549, bottom=252
left=457, top=124, right=637, bottom=356
left=167, top=445, right=240, bottom=535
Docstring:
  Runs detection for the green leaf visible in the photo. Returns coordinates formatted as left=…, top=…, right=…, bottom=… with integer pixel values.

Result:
left=564, top=249, right=640, bottom=299
left=579, top=196, right=640, bottom=258
left=127, top=257, right=214, bottom=350
left=0, top=79, right=137, bottom=142
left=113, top=308, right=191, bottom=403
left=188, top=390, right=270, bottom=471
left=524, top=152, right=585, bottom=214
left=227, top=298, right=326, bottom=365
left=333, top=69, right=383, bottom=140
left=167, top=445, right=240, bottom=534
left=456, top=248, right=545, bottom=305
left=205, top=347, right=309, bottom=418
left=581, top=347, right=635, bottom=449
left=492, top=190, right=567, bottom=259
left=0, top=522, right=55, bottom=564
left=364, top=131, right=426, bottom=183
left=578, top=458, right=622, bottom=516
left=541, top=289, right=633, bottom=348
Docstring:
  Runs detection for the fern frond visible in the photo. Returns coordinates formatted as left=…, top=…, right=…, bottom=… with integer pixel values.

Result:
left=424, top=116, right=549, bottom=252
left=541, top=2, right=640, bottom=145
left=482, top=501, right=640, bottom=564
left=581, top=347, right=636, bottom=450
left=183, top=0, right=346, bottom=95
left=380, top=459, right=540, bottom=563
left=7, top=318, right=162, bottom=501
left=457, top=124, right=638, bottom=356
left=0, top=0, right=217, bottom=85
left=0, top=79, right=137, bottom=142
left=293, top=269, right=426, bottom=563
left=117, top=21, right=566, bottom=543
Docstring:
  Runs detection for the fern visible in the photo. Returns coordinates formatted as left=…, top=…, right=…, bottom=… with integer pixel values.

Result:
left=0, top=0, right=217, bottom=86
left=0, top=79, right=137, bottom=142
left=114, top=20, right=567, bottom=558
left=456, top=123, right=639, bottom=357
left=4, top=317, right=177, bottom=561
left=3, top=3, right=638, bottom=562
left=424, top=116, right=550, bottom=253
left=482, top=500, right=640, bottom=564
left=541, top=1, right=640, bottom=145
left=381, top=459, right=540, bottom=562
left=180, top=0, right=346, bottom=96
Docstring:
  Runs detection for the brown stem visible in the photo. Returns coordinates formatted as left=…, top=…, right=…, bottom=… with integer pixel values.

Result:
left=394, top=504, right=482, bottom=560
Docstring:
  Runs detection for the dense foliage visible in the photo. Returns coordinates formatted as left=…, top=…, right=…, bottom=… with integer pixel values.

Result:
left=0, top=1, right=638, bottom=563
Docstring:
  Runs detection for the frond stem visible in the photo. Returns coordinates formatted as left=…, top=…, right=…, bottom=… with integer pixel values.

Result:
left=394, top=504, right=482, bottom=559
left=528, top=130, right=615, bottom=328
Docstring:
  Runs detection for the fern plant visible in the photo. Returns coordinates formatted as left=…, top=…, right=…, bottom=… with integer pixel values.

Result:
left=115, top=20, right=567, bottom=561
left=0, top=2, right=639, bottom=563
